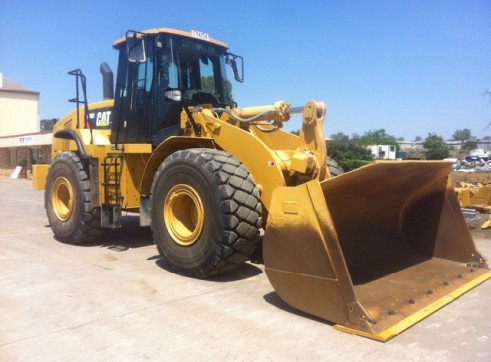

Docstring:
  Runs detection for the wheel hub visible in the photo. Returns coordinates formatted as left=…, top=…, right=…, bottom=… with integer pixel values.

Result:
left=52, top=177, right=74, bottom=221
left=164, top=184, right=205, bottom=246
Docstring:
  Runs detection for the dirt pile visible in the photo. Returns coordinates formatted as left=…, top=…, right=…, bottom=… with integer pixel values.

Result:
left=450, top=172, right=491, bottom=185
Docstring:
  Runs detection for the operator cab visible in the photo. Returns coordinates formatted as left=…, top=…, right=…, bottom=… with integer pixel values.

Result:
left=111, top=29, right=243, bottom=145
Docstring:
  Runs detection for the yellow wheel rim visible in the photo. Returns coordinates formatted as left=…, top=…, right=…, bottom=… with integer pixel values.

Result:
left=52, top=177, right=74, bottom=221
left=164, top=184, right=205, bottom=246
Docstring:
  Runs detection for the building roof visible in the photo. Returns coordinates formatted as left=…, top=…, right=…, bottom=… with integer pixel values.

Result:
left=0, top=74, right=39, bottom=96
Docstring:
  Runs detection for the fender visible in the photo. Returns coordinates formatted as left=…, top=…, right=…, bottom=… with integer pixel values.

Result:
left=138, top=136, right=216, bottom=226
left=53, top=129, right=88, bottom=159
left=139, top=136, right=216, bottom=197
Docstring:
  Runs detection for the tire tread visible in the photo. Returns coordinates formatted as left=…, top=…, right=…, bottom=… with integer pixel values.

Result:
left=46, top=152, right=105, bottom=244
left=151, top=149, right=262, bottom=277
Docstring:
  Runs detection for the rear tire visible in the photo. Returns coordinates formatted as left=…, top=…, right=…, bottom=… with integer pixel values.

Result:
left=150, top=149, right=262, bottom=278
left=45, top=152, right=105, bottom=244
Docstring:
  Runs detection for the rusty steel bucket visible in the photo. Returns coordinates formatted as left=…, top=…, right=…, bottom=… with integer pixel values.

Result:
left=263, top=161, right=491, bottom=341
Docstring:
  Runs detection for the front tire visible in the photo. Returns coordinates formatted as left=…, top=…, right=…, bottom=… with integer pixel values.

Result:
left=150, top=149, right=262, bottom=278
left=45, top=152, right=105, bottom=243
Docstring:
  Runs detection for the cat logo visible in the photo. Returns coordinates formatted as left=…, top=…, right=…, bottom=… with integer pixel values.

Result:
left=96, top=111, right=112, bottom=127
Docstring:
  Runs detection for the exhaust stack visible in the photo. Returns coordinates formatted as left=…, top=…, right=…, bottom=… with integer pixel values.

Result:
left=100, top=62, right=113, bottom=100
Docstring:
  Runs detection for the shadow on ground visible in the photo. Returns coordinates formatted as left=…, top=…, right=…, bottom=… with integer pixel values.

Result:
left=52, top=212, right=266, bottom=281
left=52, top=214, right=154, bottom=250
left=155, top=258, right=263, bottom=282
left=263, top=291, right=334, bottom=326
left=101, top=214, right=153, bottom=249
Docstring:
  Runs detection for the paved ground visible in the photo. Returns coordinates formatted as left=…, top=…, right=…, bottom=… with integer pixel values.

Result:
left=1, top=176, right=490, bottom=361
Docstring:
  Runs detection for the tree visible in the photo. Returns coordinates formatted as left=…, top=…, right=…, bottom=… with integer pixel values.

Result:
left=423, top=133, right=452, bottom=160
left=201, top=76, right=233, bottom=103
left=40, top=118, right=58, bottom=131
left=414, top=136, right=422, bottom=142
left=452, top=128, right=472, bottom=141
left=326, top=140, right=373, bottom=171
left=330, top=132, right=350, bottom=142
left=290, top=129, right=300, bottom=136
left=461, top=140, right=477, bottom=153
left=359, top=129, right=399, bottom=150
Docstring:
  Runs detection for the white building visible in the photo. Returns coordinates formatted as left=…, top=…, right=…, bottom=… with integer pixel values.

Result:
left=0, top=74, right=52, bottom=176
left=368, top=145, right=397, bottom=160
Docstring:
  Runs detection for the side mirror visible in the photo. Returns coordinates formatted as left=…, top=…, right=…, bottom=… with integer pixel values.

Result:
left=226, top=53, right=244, bottom=83
left=127, top=31, right=146, bottom=63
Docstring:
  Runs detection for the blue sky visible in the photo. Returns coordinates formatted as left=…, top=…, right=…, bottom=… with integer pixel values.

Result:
left=1, top=0, right=490, bottom=141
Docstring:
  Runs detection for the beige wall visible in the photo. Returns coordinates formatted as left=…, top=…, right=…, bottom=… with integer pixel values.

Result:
left=0, top=76, right=47, bottom=177
left=0, top=91, right=40, bottom=136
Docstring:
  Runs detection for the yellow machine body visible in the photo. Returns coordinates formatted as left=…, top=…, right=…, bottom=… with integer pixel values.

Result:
left=45, top=28, right=490, bottom=341
left=455, top=183, right=491, bottom=212
left=455, top=183, right=491, bottom=229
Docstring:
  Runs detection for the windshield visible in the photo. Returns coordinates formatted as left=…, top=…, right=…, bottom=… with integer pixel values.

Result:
left=164, top=37, right=233, bottom=105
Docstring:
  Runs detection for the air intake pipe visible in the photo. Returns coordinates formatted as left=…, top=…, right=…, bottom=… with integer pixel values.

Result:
left=100, top=62, right=114, bottom=100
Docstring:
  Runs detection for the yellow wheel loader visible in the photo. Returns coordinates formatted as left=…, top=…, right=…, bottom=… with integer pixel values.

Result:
left=43, top=28, right=490, bottom=341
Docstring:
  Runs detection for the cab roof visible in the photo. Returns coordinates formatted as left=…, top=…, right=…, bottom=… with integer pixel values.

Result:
left=113, top=28, right=229, bottom=49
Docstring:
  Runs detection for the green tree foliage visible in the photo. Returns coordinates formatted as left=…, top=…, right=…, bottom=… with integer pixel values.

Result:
left=327, top=140, right=373, bottom=161
left=40, top=118, right=58, bottom=131
left=359, top=129, right=399, bottom=150
left=461, top=140, right=477, bottom=153
left=330, top=132, right=350, bottom=142
left=452, top=128, right=472, bottom=141
left=423, top=133, right=452, bottom=160
left=201, top=76, right=215, bottom=94
left=201, top=76, right=233, bottom=103
left=326, top=140, right=373, bottom=171
left=337, top=159, right=372, bottom=171
left=223, top=80, right=233, bottom=102
left=290, top=129, right=300, bottom=136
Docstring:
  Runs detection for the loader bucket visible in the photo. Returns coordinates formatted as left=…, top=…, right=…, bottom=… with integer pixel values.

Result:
left=263, top=161, right=491, bottom=341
